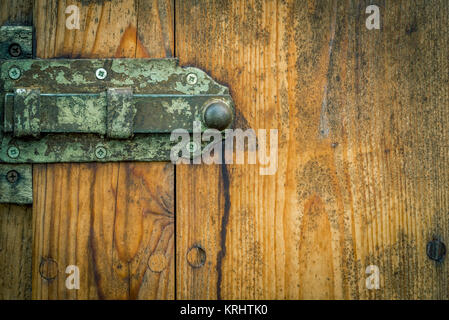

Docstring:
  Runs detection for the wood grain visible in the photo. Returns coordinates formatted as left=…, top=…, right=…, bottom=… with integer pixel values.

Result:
left=31, top=0, right=175, bottom=299
left=0, top=204, right=32, bottom=299
left=2, top=0, right=449, bottom=301
left=32, top=163, right=174, bottom=299
left=176, top=0, right=449, bottom=299
left=0, top=0, right=33, bottom=300
left=0, top=0, right=32, bottom=26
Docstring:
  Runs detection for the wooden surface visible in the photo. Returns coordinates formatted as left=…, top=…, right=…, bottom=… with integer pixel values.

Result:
left=32, top=163, right=174, bottom=299
left=0, top=204, right=32, bottom=299
left=1, top=0, right=449, bottom=300
left=31, top=0, right=175, bottom=299
left=176, top=0, right=449, bottom=299
left=0, top=0, right=32, bottom=26
left=0, top=0, right=33, bottom=301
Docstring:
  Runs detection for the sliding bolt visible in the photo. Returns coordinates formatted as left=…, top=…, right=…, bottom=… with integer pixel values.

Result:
left=427, top=239, right=446, bottom=262
left=6, top=170, right=19, bottom=184
left=203, top=100, right=233, bottom=131
left=8, top=43, right=22, bottom=57
left=95, top=146, right=107, bottom=159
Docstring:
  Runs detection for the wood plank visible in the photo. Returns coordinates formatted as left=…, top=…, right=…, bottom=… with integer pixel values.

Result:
left=0, top=204, right=32, bottom=299
left=0, top=0, right=32, bottom=26
left=32, top=163, right=174, bottom=299
left=176, top=0, right=449, bottom=299
left=0, top=0, right=33, bottom=300
left=32, top=0, right=175, bottom=299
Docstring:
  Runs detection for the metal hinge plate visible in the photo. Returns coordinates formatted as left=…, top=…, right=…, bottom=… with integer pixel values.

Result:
left=0, top=26, right=234, bottom=204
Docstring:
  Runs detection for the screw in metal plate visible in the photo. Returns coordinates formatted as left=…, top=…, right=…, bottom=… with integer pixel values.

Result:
left=8, top=67, right=21, bottom=80
left=426, top=239, right=446, bottom=262
left=95, top=145, right=107, bottom=159
left=186, top=141, right=199, bottom=153
left=7, top=146, right=20, bottom=159
left=8, top=43, right=22, bottom=57
left=6, top=170, right=19, bottom=184
left=95, top=68, right=107, bottom=80
left=186, top=73, right=198, bottom=85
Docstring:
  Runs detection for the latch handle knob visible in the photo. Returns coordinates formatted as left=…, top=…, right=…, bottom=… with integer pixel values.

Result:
left=203, top=101, right=233, bottom=131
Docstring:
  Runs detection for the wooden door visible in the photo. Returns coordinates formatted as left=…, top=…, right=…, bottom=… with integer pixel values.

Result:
left=1, top=0, right=175, bottom=300
left=1, top=0, right=449, bottom=300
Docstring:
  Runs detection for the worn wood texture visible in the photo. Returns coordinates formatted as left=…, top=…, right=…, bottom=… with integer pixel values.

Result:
left=0, top=0, right=32, bottom=26
left=176, top=0, right=449, bottom=299
left=32, top=163, right=174, bottom=299
left=31, top=0, right=175, bottom=299
left=0, top=0, right=33, bottom=300
left=0, top=204, right=32, bottom=299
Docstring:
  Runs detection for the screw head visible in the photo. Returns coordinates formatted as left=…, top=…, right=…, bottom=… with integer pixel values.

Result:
left=203, top=100, right=233, bottom=131
left=7, top=146, right=20, bottom=159
left=8, top=43, right=22, bottom=57
left=426, top=239, right=446, bottom=262
left=95, top=68, right=107, bottom=80
left=8, top=67, right=21, bottom=80
left=95, top=145, right=107, bottom=159
left=6, top=170, right=19, bottom=184
left=186, top=73, right=198, bottom=85
left=186, top=141, right=199, bottom=153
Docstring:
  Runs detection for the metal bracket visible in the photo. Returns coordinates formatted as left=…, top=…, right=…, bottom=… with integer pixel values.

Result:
left=0, top=26, right=235, bottom=204
left=0, top=26, right=33, bottom=60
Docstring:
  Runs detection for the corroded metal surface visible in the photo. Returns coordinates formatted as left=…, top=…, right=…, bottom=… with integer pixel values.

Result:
left=0, top=58, right=227, bottom=94
left=1, top=134, right=172, bottom=163
left=0, top=58, right=235, bottom=163
left=13, top=88, right=40, bottom=137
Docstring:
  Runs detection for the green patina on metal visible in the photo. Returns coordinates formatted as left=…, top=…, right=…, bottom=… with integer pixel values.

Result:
left=107, top=88, right=135, bottom=139
left=0, top=58, right=235, bottom=164
left=0, top=164, right=32, bottom=204
left=0, top=134, right=172, bottom=163
left=0, top=26, right=235, bottom=203
left=53, top=93, right=107, bottom=134
left=13, top=88, right=41, bottom=137
left=0, top=26, right=33, bottom=60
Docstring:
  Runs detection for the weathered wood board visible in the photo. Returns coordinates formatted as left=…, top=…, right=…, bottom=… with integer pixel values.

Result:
left=31, top=0, right=175, bottom=299
left=176, top=0, right=449, bottom=299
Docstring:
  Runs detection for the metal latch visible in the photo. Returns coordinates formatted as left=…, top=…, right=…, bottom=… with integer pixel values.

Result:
left=0, top=26, right=235, bottom=204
